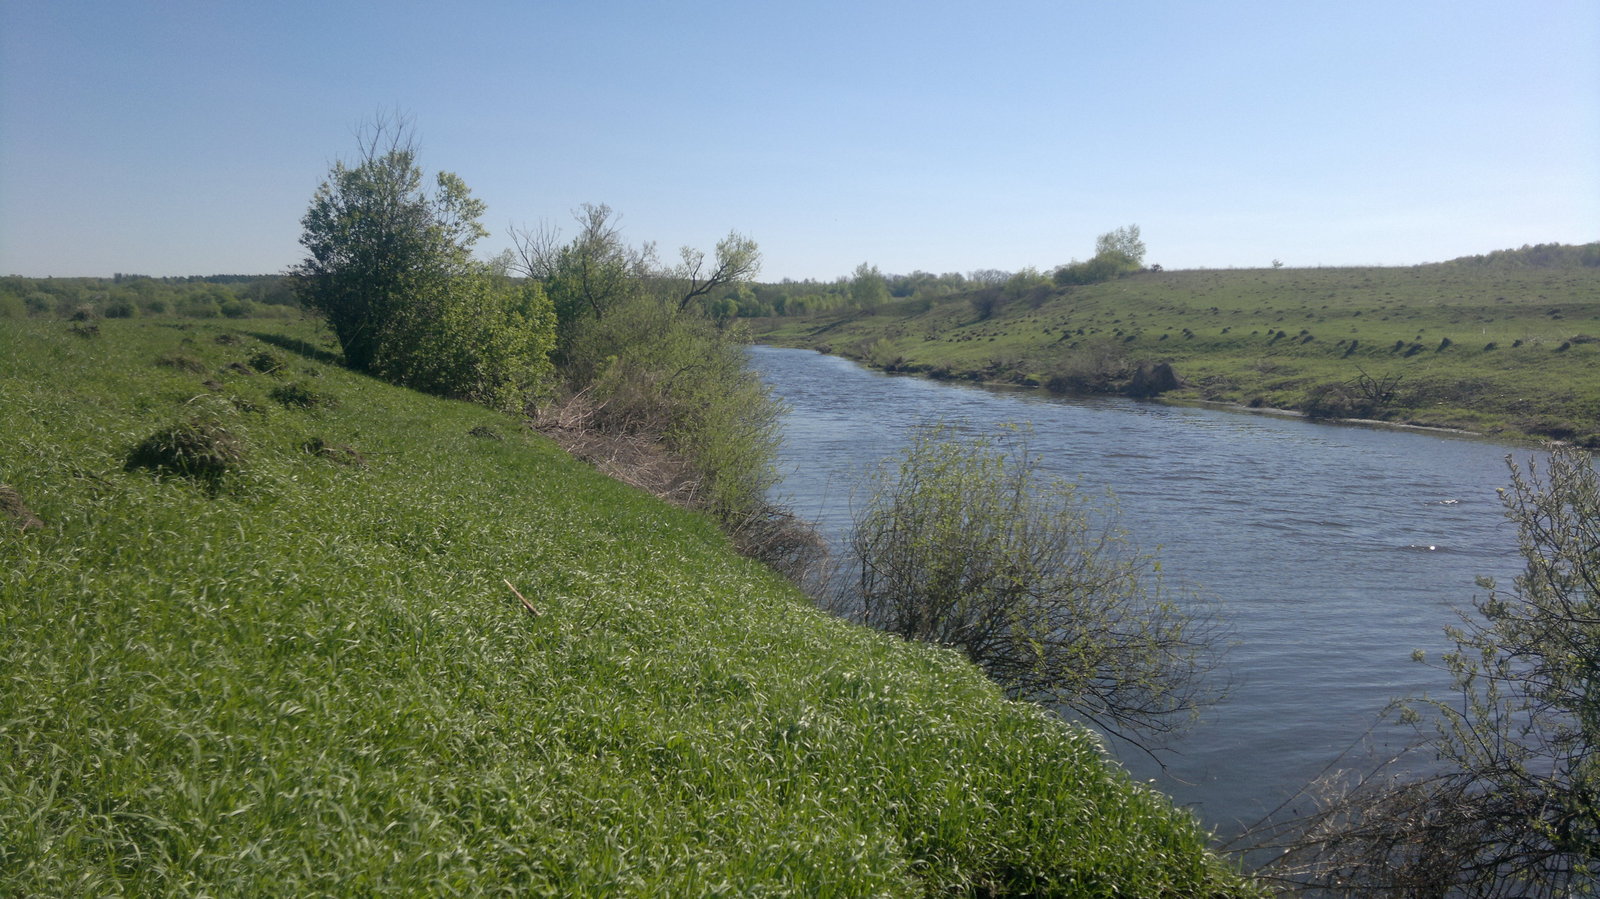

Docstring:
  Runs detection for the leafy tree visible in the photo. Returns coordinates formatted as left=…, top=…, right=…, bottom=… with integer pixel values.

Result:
left=673, top=231, right=761, bottom=312
left=1095, top=224, right=1146, bottom=270
left=292, top=119, right=554, bottom=411
left=510, top=201, right=781, bottom=526
left=509, top=203, right=651, bottom=360
left=292, top=121, right=484, bottom=372
left=1259, top=447, right=1600, bottom=896
left=841, top=423, right=1226, bottom=746
left=849, top=262, right=889, bottom=309
left=1055, top=225, right=1148, bottom=286
left=375, top=267, right=556, bottom=413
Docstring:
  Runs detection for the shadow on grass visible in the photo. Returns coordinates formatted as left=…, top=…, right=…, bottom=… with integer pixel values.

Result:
left=246, top=331, right=345, bottom=367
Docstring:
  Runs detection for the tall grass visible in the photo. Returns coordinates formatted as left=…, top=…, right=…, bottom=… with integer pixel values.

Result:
left=0, top=319, right=1259, bottom=896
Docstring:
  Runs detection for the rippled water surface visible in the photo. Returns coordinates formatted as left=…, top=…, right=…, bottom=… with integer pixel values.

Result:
left=750, top=345, right=1541, bottom=835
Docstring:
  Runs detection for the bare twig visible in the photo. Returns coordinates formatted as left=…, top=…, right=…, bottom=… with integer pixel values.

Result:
left=504, top=579, right=539, bottom=618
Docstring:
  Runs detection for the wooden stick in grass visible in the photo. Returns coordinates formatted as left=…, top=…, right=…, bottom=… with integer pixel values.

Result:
left=504, top=579, right=539, bottom=617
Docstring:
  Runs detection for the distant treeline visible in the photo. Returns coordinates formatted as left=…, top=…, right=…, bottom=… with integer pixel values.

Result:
left=1443, top=241, right=1600, bottom=269
left=0, top=274, right=298, bottom=320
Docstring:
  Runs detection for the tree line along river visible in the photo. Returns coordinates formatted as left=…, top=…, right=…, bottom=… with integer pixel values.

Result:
left=748, top=344, right=1543, bottom=838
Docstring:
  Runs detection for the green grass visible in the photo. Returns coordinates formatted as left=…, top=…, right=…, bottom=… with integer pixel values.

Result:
left=755, top=264, right=1600, bottom=445
left=0, top=318, right=1260, bottom=896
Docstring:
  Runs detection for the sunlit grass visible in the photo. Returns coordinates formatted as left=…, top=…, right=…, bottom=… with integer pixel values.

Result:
left=758, top=264, right=1600, bottom=443
left=0, top=319, right=1260, bottom=895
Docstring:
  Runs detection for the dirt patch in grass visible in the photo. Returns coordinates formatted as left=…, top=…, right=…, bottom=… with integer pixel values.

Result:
left=155, top=353, right=207, bottom=374
left=0, top=485, right=44, bottom=531
left=301, top=437, right=367, bottom=467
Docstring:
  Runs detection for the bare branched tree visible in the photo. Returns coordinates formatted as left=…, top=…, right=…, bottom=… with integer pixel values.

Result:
left=674, top=231, right=761, bottom=311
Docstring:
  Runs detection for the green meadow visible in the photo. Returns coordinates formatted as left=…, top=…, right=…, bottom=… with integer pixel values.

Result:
left=755, top=261, right=1600, bottom=445
left=0, top=319, right=1260, bottom=896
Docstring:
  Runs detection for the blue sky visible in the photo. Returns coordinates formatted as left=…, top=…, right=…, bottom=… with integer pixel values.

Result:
left=2, top=0, right=1596, bottom=280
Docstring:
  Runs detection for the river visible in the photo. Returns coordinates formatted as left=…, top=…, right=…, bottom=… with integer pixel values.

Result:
left=748, top=344, right=1542, bottom=838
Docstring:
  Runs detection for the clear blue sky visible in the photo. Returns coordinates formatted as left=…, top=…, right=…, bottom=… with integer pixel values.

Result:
left=3, top=0, right=1597, bottom=280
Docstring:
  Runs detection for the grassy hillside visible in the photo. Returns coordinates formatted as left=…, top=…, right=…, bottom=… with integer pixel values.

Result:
left=0, top=319, right=1259, bottom=896
left=755, top=262, right=1600, bottom=445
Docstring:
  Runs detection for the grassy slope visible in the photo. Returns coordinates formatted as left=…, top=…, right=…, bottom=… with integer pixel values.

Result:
left=0, top=319, right=1259, bottom=897
left=755, top=264, right=1600, bottom=444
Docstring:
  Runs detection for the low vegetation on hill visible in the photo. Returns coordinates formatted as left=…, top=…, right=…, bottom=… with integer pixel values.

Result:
left=0, top=318, right=1261, bottom=896
left=753, top=245, right=1600, bottom=446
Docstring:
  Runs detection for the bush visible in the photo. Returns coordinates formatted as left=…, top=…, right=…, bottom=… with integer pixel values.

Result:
left=563, top=299, right=781, bottom=523
left=1045, top=338, right=1129, bottom=394
left=1303, top=383, right=1366, bottom=420
left=182, top=299, right=221, bottom=319
left=248, top=351, right=286, bottom=375
left=269, top=382, right=338, bottom=410
left=1054, top=254, right=1127, bottom=286
left=125, top=419, right=246, bottom=488
left=154, top=353, right=207, bottom=374
left=841, top=423, right=1225, bottom=744
left=374, top=272, right=556, bottom=413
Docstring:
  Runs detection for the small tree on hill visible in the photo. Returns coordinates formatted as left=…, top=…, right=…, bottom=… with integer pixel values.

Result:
left=1055, top=225, right=1148, bottom=286
left=1095, top=224, right=1146, bottom=271
left=292, top=118, right=554, bottom=410
left=842, top=423, right=1226, bottom=745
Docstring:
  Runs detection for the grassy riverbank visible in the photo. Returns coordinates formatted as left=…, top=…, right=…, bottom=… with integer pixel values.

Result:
left=754, top=260, right=1600, bottom=445
left=0, top=318, right=1260, bottom=896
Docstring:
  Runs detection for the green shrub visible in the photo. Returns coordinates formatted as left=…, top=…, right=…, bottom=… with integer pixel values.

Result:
left=182, top=298, right=221, bottom=319
left=248, top=350, right=286, bottom=375
left=270, top=381, right=338, bottom=410
left=375, top=272, right=557, bottom=413
left=125, top=419, right=246, bottom=487
left=154, top=353, right=207, bottom=374
left=566, top=299, right=780, bottom=523
left=842, top=423, right=1224, bottom=742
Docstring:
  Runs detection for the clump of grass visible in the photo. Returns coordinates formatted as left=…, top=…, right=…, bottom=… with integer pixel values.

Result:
left=269, top=381, right=338, bottom=410
left=0, top=484, right=44, bottom=531
left=124, top=419, right=247, bottom=487
left=155, top=352, right=207, bottom=374
left=467, top=425, right=504, bottom=441
left=248, top=350, right=286, bottom=375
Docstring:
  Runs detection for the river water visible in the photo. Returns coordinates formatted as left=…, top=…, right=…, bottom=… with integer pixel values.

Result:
left=749, top=345, right=1542, bottom=838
